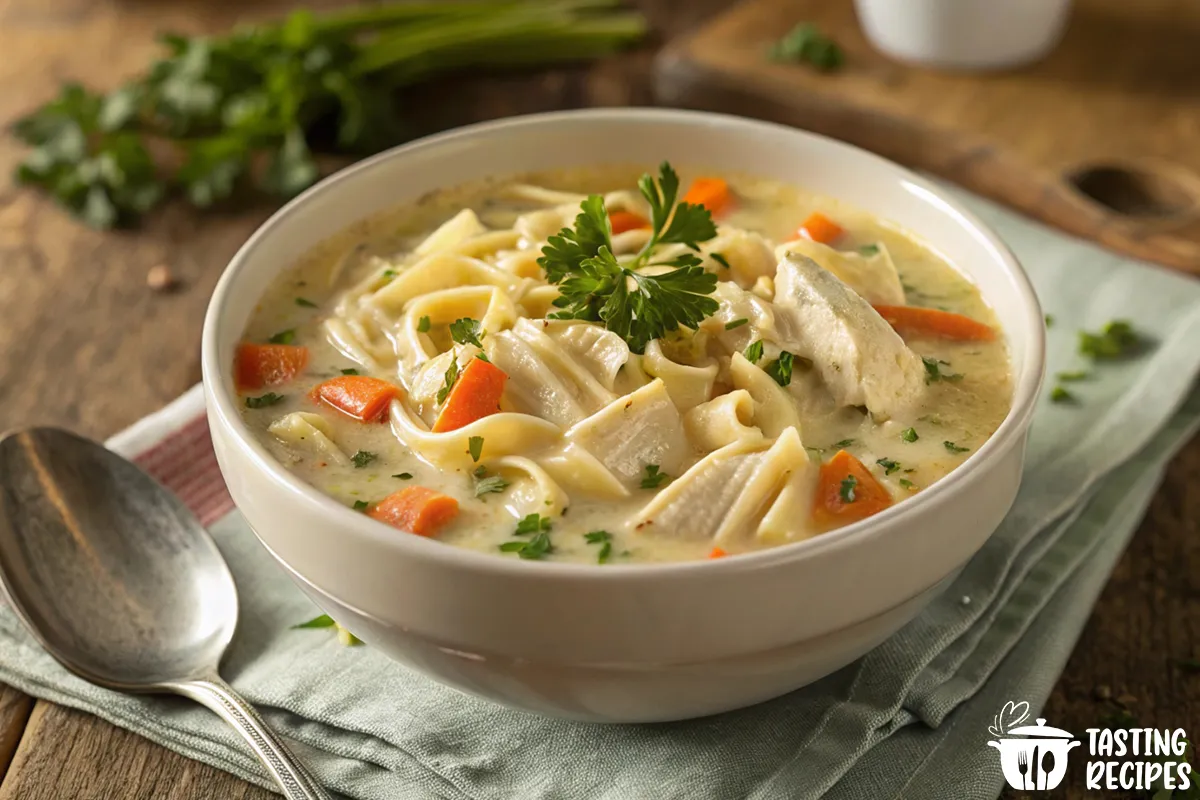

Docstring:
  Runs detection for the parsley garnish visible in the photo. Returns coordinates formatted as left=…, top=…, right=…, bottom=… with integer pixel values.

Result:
left=641, top=464, right=668, bottom=489
left=352, top=500, right=369, bottom=512
left=351, top=450, right=376, bottom=468
left=1056, top=369, right=1089, bottom=381
left=1044, top=314, right=1054, bottom=327
left=944, top=440, right=969, bottom=454
left=899, top=478, right=915, bottom=491
left=340, top=367, right=360, bottom=375
left=744, top=339, right=765, bottom=364
left=381, top=269, right=398, bottom=280
left=268, top=329, right=296, bottom=345
left=840, top=474, right=857, bottom=503
left=295, top=297, right=318, bottom=308
left=245, top=392, right=284, bottom=408
left=876, top=458, right=900, bottom=475
left=1050, top=386, right=1076, bottom=404
left=725, top=318, right=749, bottom=330
left=515, top=513, right=553, bottom=536
left=901, top=427, right=919, bottom=442
left=858, top=244, right=880, bottom=256
left=392, top=472, right=413, bottom=480
left=538, top=162, right=719, bottom=353
left=500, top=531, right=553, bottom=560
left=922, top=356, right=963, bottom=384
left=467, top=436, right=484, bottom=462
left=1079, top=320, right=1141, bottom=359
left=417, top=315, right=431, bottom=333
left=293, top=614, right=336, bottom=629
left=449, top=317, right=484, bottom=348
left=710, top=252, right=731, bottom=269
left=585, top=530, right=613, bottom=564
left=835, top=438, right=856, bottom=448
left=769, top=23, right=843, bottom=71
left=474, top=472, right=509, bottom=497
left=436, top=358, right=459, bottom=404
left=764, top=351, right=795, bottom=386
left=476, top=352, right=491, bottom=363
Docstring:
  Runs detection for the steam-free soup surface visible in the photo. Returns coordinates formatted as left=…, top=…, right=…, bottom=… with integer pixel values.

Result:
left=237, top=165, right=1011, bottom=564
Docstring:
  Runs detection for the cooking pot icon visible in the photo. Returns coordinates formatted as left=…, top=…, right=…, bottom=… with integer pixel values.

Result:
left=988, top=718, right=1079, bottom=790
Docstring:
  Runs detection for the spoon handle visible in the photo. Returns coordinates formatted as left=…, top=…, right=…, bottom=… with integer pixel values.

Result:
left=174, top=676, right=331, bottom=800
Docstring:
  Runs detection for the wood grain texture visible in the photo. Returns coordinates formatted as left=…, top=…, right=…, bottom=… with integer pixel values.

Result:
left=656, top=0, right=1200, bottom=275
left=0, top=0, right=1195, bottom=797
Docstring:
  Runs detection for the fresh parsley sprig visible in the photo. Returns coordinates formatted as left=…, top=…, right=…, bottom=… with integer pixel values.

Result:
left=539, top=162, right=720, bottom=353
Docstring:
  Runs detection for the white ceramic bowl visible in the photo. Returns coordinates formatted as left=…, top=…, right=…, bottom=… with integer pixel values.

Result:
left=201, top=109, right=1045, bottom=722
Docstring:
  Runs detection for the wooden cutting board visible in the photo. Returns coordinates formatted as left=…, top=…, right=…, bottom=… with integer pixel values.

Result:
left=655, top=0, right=1200, bottom=275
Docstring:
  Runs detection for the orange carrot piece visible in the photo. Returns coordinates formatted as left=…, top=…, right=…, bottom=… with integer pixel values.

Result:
left=798, top=212, right=844, bottom=245
left=682, top=177, right=733, bottom=218
left=235, top=343, right=309, bottom=391
left=432, top=357, right=508, bottom=433
left=369, top=486, right=459, bottom=538
left=708, top=546, right=728, bottom=559
left=609, top=210, right=650, bottom=235
left=873, top=305, right=997, bottom=342
left=812, top=450, right=893, bottom=529
left=311, top=376, right=401, bottom=422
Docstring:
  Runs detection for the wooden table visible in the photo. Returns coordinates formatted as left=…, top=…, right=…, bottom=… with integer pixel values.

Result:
left=0, top=1, right=1195, bottom=797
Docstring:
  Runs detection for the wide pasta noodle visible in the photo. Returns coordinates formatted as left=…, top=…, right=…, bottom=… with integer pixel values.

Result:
left=388, top=397, right=562, bottom=469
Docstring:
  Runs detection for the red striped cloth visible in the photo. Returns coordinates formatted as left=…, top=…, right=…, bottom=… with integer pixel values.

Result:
left=132, top=415, right=235, bottom=527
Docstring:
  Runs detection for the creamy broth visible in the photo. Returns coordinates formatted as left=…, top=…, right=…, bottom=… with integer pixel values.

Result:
left=237, top=165, right=1011, bottom=564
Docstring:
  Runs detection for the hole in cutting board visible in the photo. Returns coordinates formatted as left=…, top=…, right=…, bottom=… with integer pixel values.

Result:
left=1067, top=164, right=1198, bottom=220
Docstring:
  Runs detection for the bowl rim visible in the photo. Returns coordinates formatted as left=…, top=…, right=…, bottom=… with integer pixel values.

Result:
left=201, top=107, right=1045, bottom=581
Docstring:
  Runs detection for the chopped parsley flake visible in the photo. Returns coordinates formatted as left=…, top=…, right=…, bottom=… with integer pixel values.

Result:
left=922, top=356, right=964, bottom=384
left=1079, top=320, right=1140, bottom=359
left=769, top=22, right=844, bottom=71
left=382, top=269, right=398, bottom=279
left=764, top=351, right=795, bottom=386
left=943, top=440, right=969, bottom=454
left=340, top=368, right=360, bottom=375
left=710, top=252, right=731, bottom=269
left=392, top=472, right=413, bottom=480
left=835, top=438, right=856, bottom=448
left=858, top=244, right=879, bottom=256
left=467, top=436, right=484, bottom=462
left=245, top=392, right=284, bottom=409
left=1050, top=386, right=1077, bottom=404
left=352, top=500, right=369, bottom=512
left=449, top=317, right=484, bottom=348
left=293, top=614, right=336, bottom=629
left=901, top=427, right=919, bottom=442
left=514, top=513, right=553, bottom=536
left=351, top=450, right=376, bottom=469
left=839, top=474, right=858, bottom=503
left=268, top=329, right=296, bottom=344
left=744, top=339, right=764, bottom=364
left=417, top=315, right=431, bottom=333
left=899, top=478, right=915, bottom=491
left=500, top=531, right=553, bottom=560
left=725, top=318, right=749, bottom=330
left=473, top=471, right=509, bottom=497
left=436, top=358, right=459, bottom=405
left=585, top=530, right=613, bottom=563
left=876, top=457, right=900, bottom=475
left=1056, top=370, right=1090, bottom=381
left=641, top=464, right=669, bottom=489
left=1044, top=314, right=1054, bottom=327
left=295, top=297, right=318, bottom=308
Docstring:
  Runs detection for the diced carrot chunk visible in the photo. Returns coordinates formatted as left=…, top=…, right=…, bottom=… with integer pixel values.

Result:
left=235, top=343, right=309, bottom=391
left=369, top=486, right=459, bottom=538
left=798, top=212, right=844, bottom=245
left=681, top=177, right=733, bottom=218
left=609, top=210, right=650, bottom=235
left=708, top=546, right=728, bottom=559
left=432, top=357, right=508, bottom=433
left=311, top=376, right=401, bottom=422
left=812, top=450, right=893, bottom=529
left=873, top=305, right=997, bottom=342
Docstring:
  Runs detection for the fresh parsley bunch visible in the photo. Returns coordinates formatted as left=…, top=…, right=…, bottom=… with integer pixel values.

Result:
left=538, top=162, right=720, bottom=352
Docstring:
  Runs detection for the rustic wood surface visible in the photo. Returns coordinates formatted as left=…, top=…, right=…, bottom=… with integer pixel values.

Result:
left=0, top=0, right=1195, bottom=798
left=657, top=0, right=1200, bottom=276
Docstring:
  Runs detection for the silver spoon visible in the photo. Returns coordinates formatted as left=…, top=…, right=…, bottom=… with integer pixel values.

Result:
left=0, top=427, right=329, bottom=800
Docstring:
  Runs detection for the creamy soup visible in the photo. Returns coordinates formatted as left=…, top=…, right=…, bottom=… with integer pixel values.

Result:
left=236, top=164, right=1011, bottom=564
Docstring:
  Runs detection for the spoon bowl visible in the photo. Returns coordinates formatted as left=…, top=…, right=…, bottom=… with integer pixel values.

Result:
left=0, top=427, right=328, bottom=799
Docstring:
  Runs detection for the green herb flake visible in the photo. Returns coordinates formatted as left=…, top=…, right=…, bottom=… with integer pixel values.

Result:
left=1050, top=386, right=1077, bottom=404
left=1056, top=369, right=1090, bottom=381
left=340, top=367, right=360, bottom=375
left=901, top=427, right=919, bottom=443
left=839, top=474, right=857, bottom=503
left=293, top=614, right=336, bottom=629
left=268, top=329, right=296, bottom=345
left=382, top=269, right=398, bottom=280
left=474, top=473, right=509, bottom=497
left=1079, top=319, right=1141, bottom=359
left=514, top=513, right=552, bottom=536
left=898, top=478, right=915, bottom=491
left=467, top=436, right=484, bottom=462
left=352, top=500, right=369, bottom=512
left=1044, top=314, right=1054, bottom=327
left=519, top=532, right=553, bottom=560
left=764, top=351, right=795, bottom=386
left=245, top=392, right=284, bottom=409
left=295, top=297, right=318, bottom=308
left=710, top=252, right=731, bottom=269
left=835, top=438, right=856, bottom=448
left=725, top=318, right=749, bottom=330
left=858, top=244, right=880, bottom=256
left=744, top=339, right=765, bottom=364
left=876, top=457, right=900, bottom=475
left=769, top=22, right=844, bottom=71
left=641, top=464, right=669, bottom=489
left=585, top=530, right=614, bottom=564
left=943, top=440, right=970, bottom=454
left=436, top=358, right=459, bottom=405
left=922, top=356, right=964, bottom=384
left=351, top=450, right=376, bottom=469
left=417, top=315, right=431, bottom=333
left=449, top=317, right=484, bottom=348
left=392, top=472, right=413, bottom=480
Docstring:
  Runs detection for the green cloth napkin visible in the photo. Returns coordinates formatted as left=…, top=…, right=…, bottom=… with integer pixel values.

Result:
left=2, top=189, right=1200, bottom=800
